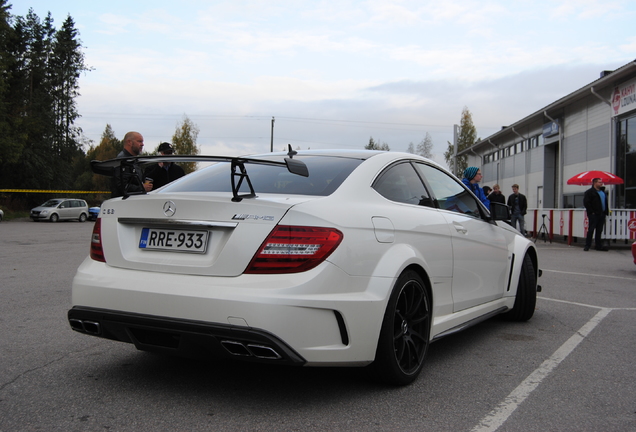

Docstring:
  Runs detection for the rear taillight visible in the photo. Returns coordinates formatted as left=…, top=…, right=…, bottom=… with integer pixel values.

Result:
left=90, top=219, right=106, bottom=262
left=245, top=225, right=343, bottom=274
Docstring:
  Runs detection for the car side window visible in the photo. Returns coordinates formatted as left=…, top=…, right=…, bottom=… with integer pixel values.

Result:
left=373, top=162, right=434, bottom=207
left=414, top=163, right=481, bottom=218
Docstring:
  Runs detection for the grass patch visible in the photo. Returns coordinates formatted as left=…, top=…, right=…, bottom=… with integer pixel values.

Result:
left=1, top=210, right=30, bottom=221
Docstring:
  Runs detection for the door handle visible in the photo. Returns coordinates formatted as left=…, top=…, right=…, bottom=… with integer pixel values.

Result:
left=453, top=222, right=467, bottom=234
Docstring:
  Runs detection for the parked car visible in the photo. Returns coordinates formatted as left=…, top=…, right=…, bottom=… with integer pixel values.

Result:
left=88, top=206, right=101, bottom=221
left=0, top=208, right=3, bottom=222
left=68, top=150, right=540, bottom=385
left=632, top=242, right=636, bottom=265
left=31, top=198, right=89, bottom=222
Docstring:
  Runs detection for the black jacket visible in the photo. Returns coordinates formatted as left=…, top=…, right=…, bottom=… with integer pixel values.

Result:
left=507, top=193, right=527, bottom=215
left=145, top=163, right=186, bottom=190
left=488, top=191, right=506, bottom=205
left=583, top=186, right=609, bottom=216
left=110, top=149, right=145, bottom=198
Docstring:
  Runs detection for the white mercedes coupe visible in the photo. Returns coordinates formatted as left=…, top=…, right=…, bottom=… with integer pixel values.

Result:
left=69, top=149, right=540, bottom=385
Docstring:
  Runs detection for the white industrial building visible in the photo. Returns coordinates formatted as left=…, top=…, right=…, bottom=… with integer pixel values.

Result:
left=460, top=59, right=636, bottom=242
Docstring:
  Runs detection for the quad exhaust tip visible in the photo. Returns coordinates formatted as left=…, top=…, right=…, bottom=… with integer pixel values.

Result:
left=69, top=319, right=101, bottom=335
left=221, top=340, right=282, bottom=360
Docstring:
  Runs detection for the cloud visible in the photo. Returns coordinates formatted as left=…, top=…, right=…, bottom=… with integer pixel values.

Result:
left=12, top=0, right=636, bottom=170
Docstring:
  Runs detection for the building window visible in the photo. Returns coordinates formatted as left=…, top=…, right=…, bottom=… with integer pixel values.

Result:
left=516, top=142, right=523, bottom=153
left=563, top=194, right=584, bottom=209
left=617, top=115, right=636, bottom=208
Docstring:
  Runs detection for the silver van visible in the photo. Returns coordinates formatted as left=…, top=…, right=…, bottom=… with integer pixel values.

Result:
left=30, top=198, right=89, bottom=222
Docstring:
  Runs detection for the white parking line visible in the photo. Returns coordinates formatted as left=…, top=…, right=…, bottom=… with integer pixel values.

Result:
left=543, top=296, right=636, bottom=311
left=542, top=268, right=636, bottom=282
left=470, top=306, right=612, bottom=432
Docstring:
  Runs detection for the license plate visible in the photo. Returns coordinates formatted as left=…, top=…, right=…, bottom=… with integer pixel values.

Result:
left=139, top=228, right=209, bottom=253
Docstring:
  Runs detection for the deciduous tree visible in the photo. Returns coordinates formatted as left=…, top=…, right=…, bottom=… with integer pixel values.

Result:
left=444, top=107, right=477, bottom=177
left=171, top=116, right=200, bottom=174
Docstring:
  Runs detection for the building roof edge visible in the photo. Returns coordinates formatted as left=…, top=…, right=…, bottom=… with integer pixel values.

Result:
left=462, top=59, right=636, bottom=155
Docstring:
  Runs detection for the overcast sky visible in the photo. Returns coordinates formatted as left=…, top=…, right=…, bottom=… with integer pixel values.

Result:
left=10, top=0, right=636, bottom=166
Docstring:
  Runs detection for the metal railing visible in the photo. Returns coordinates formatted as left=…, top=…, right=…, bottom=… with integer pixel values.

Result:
left=526, top=208, right=636, bottom=244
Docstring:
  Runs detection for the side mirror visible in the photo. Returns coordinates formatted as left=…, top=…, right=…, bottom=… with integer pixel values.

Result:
left=490, top=202, right=511, bottom=221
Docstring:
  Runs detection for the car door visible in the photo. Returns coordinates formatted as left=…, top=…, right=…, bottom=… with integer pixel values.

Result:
left=57, top=200, right=73, bottom=220
left=414, top=163, right=510, bottom=312
left=73, top=200, right=86, bottom=219
left=372, top=161, right=454, bottom=282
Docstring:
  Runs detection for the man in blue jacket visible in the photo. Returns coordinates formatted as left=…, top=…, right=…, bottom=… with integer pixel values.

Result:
left=462, top=167, right=490, bottom=209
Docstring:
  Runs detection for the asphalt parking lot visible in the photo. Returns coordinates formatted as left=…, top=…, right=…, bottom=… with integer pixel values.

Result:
left=0, top=220, right=635, bottom=431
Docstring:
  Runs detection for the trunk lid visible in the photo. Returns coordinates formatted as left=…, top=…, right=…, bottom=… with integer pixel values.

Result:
left=98, top=192, right=308, bottom=276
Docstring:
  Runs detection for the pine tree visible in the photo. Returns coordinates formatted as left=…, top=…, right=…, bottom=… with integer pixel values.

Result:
left=416, top=132, right=433, bottom=159
left=0, top=6, right=89, bottom=190
left=50, top=16, right=85, bottom=158
left=365, top=136, right=390, bottom=151
left=0, top=0, right=17, bottom=170
left=7, top=9, right=56, bottom=189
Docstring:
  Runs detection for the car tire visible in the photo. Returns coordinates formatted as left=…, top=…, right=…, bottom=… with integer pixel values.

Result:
left=369, top=269, right=431, bottom=386
left=50, top=213, right=59, bottom=222
left=503, top=254, right=537, bottom=322
left=79, top=213, right=87, bottom=222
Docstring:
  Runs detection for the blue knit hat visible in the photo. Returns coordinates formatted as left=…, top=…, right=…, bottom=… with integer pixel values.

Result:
left=464, top=166, right=479, bottom=180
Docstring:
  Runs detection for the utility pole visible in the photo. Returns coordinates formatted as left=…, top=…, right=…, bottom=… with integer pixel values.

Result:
left=270, top=116, right=275, bottom=152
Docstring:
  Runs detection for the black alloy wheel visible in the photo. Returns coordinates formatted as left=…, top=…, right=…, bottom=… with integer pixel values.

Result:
left=370, top=270, right=431, bottom=386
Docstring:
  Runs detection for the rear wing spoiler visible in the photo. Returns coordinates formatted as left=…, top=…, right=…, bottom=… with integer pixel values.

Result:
left=92, top=147, right=309, bottom=201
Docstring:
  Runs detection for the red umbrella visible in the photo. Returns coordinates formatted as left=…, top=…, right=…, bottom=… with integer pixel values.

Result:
left=566, top=170, right=624, bottom=185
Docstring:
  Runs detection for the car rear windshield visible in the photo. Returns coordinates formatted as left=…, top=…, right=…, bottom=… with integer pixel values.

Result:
left=160, top=155, right=364, bottom=196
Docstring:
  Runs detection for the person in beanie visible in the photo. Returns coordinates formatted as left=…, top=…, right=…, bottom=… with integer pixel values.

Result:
left=145, top=142, right=186, bottom=190
left=462, top=166, right=490, bottom=208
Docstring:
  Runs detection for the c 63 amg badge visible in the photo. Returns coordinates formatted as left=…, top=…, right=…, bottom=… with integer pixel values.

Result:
left=232, top=214, right=275, bottom=221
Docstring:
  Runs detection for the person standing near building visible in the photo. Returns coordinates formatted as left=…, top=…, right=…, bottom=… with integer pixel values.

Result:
left=462, top=167, right=490, bottom=208
left=111, top=131, right=153, bottom=197
left=583, top=178, right=609, bottom=251
left=507, top=184, right=527, bottom=235
left=488, top=184, right=506, bottom=211
left=145, top=142, right=186, bottom=190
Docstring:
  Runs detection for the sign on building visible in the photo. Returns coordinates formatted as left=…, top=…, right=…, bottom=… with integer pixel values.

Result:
left=612, top=77, right=636, bottom=117
left=543, top=120, right=559, bottom=138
